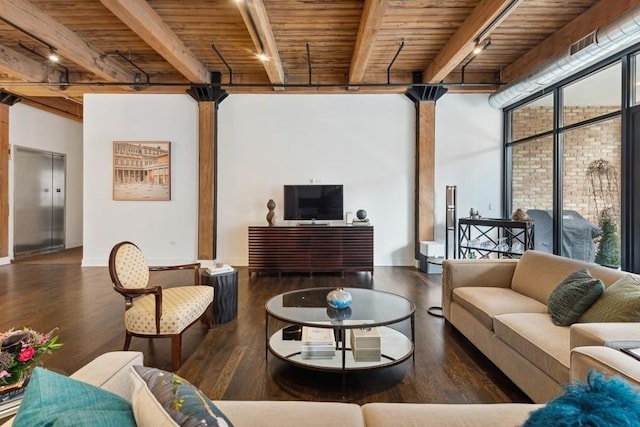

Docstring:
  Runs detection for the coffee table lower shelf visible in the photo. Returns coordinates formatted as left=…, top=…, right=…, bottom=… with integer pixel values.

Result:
left=267, top=326, right=413, bottom=371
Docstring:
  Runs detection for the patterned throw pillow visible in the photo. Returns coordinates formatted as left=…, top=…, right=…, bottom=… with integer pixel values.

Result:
left=14, top=367, right=135, bottom=427
left=579, top=275, right=640, bottom=323
left=547, top=269, right=604, bottom=326
left=130, top=365, right=233, bottom=427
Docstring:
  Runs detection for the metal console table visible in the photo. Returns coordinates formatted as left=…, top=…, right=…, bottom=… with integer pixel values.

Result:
left=458, top=217, right=534, bottom=259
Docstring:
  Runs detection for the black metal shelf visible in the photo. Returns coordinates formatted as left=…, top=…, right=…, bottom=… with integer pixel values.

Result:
left=457, top=217, right=534, bottom=259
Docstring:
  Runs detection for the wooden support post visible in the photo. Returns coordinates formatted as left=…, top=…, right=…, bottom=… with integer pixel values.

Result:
left=415, top=100, right=435, bottom=259
left=0, top=105, right=8, bottom=258
left=198, top=102, right=216, bottom=260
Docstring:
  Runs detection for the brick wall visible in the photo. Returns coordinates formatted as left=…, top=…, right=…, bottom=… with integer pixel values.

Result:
left=511, top=106, right=620, bottom=225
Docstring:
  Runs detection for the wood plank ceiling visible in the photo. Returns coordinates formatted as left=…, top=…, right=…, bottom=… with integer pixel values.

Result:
left=0, top=0, right=625, bottom=121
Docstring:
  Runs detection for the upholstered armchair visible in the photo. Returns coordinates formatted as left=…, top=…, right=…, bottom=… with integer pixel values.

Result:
left=108, top=241, right=213, bottom=371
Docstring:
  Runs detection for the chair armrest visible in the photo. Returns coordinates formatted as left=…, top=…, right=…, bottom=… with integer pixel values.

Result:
left=113, top=286, right=163, bottom=333
left=571, top=346, right=640, bottom=389
left=442, top=259, right=518, bottom=320
left=570, top=323, right=640, bottom=350
left=149, top=262, right=201, bottom=284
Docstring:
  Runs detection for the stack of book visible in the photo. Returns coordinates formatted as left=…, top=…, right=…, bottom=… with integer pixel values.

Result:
left=204, top=263, right=234, bottom=275
left=0, top=386, right=25, bottom=419
left=301, top=326, right=336, bottom=360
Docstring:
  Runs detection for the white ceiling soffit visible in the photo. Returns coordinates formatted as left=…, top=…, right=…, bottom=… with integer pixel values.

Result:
left=489, top=6, right=640, bottom=109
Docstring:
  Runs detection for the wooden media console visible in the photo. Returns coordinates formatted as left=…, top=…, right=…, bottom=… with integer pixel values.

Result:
left=248, top=225, right=374, bottom=276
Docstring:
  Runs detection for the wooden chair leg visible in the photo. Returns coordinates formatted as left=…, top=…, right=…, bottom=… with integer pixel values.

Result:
left=171, top=334, right=182, bottom=371
left=123, top=332, right=132, bottom=351
left=204, top=302, right=214, bottom=329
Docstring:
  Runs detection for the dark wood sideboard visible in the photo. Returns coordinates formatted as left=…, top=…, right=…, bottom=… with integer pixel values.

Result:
left=248, top=225, right=374, bottom=276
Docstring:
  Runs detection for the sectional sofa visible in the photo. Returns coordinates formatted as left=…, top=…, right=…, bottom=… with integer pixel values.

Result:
left=4, top=348, right=640, bottom=426
left=442, top=249, right=640, bottom=403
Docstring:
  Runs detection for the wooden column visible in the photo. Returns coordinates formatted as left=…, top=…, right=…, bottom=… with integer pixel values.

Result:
left=198, top=102, right=216, bottom=260
left=415, top=100, right=435, bottom=259
left=0, top=105, right=8, bottom=258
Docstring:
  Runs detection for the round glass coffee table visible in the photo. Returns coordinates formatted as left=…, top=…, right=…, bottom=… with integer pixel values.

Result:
left=265, top=287, right=415, bottom=382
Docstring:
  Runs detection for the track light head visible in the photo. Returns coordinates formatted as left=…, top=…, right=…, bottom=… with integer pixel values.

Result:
left=48, top=49, right=60, bottom=63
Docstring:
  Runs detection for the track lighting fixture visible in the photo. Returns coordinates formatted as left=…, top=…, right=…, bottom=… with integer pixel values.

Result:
left=48, top=48, right=60, bottom=63
left=472, top=39, right=491, bottom=55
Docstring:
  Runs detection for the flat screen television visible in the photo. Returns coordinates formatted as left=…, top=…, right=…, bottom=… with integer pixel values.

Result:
left=284, top=185, right=343, bottom=221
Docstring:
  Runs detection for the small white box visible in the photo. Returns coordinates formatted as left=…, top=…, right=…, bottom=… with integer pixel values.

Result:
left=419, top=241, right=444, bottom=257
left=351, top=326, right=381, bottom=362
left=419, top=241, right=445, bottom=274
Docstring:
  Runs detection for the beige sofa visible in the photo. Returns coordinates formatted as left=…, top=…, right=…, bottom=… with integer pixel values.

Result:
left=442, top=249, right=640, bottom=403
left=4, top=347, right=640, bottom=426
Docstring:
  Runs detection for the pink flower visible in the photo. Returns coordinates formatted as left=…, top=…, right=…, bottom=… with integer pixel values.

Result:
left=17, top=347, right=35, bottom=362
left=0, top=371, right=9, bottom=379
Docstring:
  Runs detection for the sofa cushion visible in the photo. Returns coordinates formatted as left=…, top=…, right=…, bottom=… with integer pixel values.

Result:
left=215, top=401, right=366, bottom=427
left=70, top=351, right=143, bottom=402
left=579, top=275, right=640, bottom=323
left=453, top=287, right=547, bottom=331
left=524, top=370, right=640, bottom=426
left=547, top=269, right=604, bottom=326
left=571, top=346, right=640, bottom=387
left=130, top=365, right=233, bottom=427
left=362, top=403, right=543, bottom=427
left=510, top=251, right=590, bottom=305
left=570, top=323, right=640, bottom=350
left=13, top=367, right=135, bottom=427
left=494, top=313, right=570, bottom=385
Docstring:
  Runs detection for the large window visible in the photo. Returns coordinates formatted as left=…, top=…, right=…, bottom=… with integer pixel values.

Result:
left=510, top=94, right=553, bottom=141
left=562, top=63, right=621, bottom=127
left=562, top=118, right=621, bottom=264
left=506, top=61, right=624, bottom=268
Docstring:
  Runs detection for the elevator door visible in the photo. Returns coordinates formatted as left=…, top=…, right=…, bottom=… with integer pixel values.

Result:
left=14, top=147, right=65, bottom=256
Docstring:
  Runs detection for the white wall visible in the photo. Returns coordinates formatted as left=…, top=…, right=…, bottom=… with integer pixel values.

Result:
left=217, top=94, right=415, bottom=266
left=434, top=94, right=503, bottom=257
left=82, top=94, right=199, bottom=266
left=80, top=92, right=502, bottom=267
left=5, top=103, right=83, bottom=264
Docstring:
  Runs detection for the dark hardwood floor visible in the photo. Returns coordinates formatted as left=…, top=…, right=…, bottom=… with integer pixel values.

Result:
left=0, top=251, right=531, bottom=405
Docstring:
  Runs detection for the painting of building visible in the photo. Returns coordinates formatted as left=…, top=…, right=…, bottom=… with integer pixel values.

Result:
left=113, top=141, right=170, bottom=201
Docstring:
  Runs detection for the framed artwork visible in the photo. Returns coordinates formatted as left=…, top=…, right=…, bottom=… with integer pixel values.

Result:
left=113, top=141, right=171, bottom=201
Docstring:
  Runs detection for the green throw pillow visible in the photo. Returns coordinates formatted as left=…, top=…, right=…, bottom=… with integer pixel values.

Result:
left=131, top=365, right=233, bottom=427
left=13, top=367, right=135, bottom=427
left=547, top=269, right=604, bottom=326
left=579, top=275, right=640, bottom=323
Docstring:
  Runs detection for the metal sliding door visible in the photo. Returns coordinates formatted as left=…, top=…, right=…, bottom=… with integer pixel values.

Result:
left=14, top=147, right=65, bottom=256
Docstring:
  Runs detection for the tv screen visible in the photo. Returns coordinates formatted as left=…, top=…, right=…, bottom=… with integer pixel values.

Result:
left=284, top=185, right=343, bottom=221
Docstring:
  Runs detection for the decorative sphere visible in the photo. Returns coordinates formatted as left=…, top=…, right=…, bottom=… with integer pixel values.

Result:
left=356, top=209, right=367, bottom=220
left=326, top=288, right=352, bottom=309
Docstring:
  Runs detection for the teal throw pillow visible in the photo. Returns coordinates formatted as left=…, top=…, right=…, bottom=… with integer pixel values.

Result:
left=579, top=275, right=640, bottom=322
left=524, top=370, right=640, bottom=426
left=13, top=367, right=135, bottom=427
left=131, top=365, right=233, bottom=427
left=547, top=269, right=604, bottom=326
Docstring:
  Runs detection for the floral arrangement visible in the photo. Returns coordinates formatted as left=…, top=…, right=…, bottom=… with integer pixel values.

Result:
left=0, top=328, right=63, bottom=388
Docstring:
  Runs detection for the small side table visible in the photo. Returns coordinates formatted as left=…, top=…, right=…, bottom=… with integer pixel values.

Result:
left=200, top=269, right=238, bottom=324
